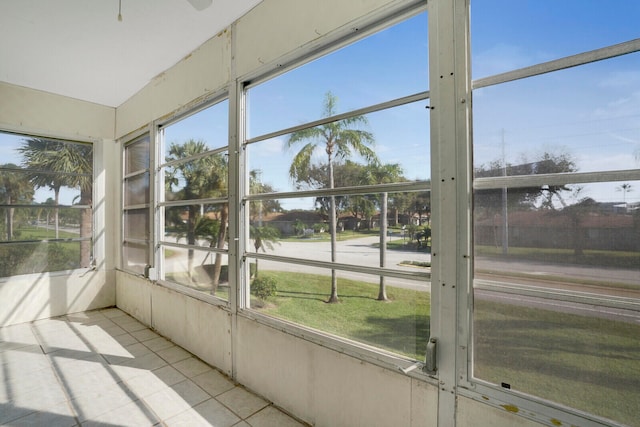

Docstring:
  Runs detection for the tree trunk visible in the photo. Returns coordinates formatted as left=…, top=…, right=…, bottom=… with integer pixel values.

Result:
left=211, top=203, right=229, bottom=295
left=187, top=205, right=196, bottom=279
left=79, top=189, right=92, bottom=267
left=54, top=187, right=60, bottom=239
left=327, top=153, right=339, bottom=303
left=377, top=192, right=389, bottom=301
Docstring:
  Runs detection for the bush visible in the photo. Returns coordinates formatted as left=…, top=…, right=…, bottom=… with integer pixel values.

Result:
left=251, top=276, right=277, bottom=300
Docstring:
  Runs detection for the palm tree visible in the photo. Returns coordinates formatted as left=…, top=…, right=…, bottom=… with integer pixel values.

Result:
left=0, top=164, right=35, bottom=241
left=616, top=183, right=633, bottom=209
left=361, top=162, right=404, bottom=301
left=286, top=92, right=377, bottom=303
left=18, top=138, right=93, bottom=266
left=166, top=140, right=228, bottom=292
left=249, top=224, right=280, bottom=278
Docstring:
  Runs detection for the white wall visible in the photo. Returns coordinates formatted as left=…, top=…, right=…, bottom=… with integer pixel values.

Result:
left=0, top=82, right=117, bottom=327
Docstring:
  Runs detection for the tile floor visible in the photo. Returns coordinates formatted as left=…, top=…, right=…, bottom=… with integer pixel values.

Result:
left=0, top=308, right=307, bottom=427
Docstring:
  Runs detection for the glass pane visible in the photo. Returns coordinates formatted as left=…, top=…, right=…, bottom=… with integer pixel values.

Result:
left=123, top=242, right=148, bottom=275
left=247, top=259, right=429, bottom=360
left=163, top=100, right=229, bottom=161
left=0, top=241, right=81, bottom=277
left=473, top=53, right=640, bottom=175
left=473, top=181, right=640, bottom=425
left=163, top=204, right=228, bottom=248
left=471, top=0, right=640, bottom=78
left=164, top=152, right=228, bottom=201
left=0, top=207, right=86, bottom=242
left=247, top=11, right=428, bottom=138
left=124, top=208, right=149, bottom=241
left=248, top=194, right=431, bottom=273
left=248, top=101, right=430, bottom=195
left=125, top=136, right=150, bottom=174
left=163, top=246, right=228, bottom=300
left=124, top=172, right=150, bottom=206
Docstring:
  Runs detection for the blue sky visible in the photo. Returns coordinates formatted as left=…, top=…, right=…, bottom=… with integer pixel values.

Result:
left=2, top=2, right=639, bottom=208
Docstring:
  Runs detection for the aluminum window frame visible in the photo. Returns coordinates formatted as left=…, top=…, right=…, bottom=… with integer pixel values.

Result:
left=236, top=2, right=435, bottom=378
left=154, top=92, right=231, bottom=307
left=0, top=130, right=95, bottom=275
left=460, top=20, right=640, bottom=427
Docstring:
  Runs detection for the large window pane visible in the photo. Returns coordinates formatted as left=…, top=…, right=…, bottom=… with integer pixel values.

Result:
left=162, top=101, right=229, bottom=161
left=244, top=10, right=430, bottom=361
left=0, top=132, right=93, bottom=276
left=248, top=194, right=431, bottom=273
left=248, top=101, right=430, bottom=195
left=247, top=12, right=428, bottom=138
left=163, top=246, right=228, bottom=300
left=472, top=0, right=640, bottom=78
left=474, top=53, right=640, bottom=175
left=124, top=172, right=150, bottom=206
left=164, top=152, right=228, bottom=201
left=247, top=259, right=429, bottom=360
left=124, top=209, right=149, bottom=242
left=164, top=204, right=227, bottom=248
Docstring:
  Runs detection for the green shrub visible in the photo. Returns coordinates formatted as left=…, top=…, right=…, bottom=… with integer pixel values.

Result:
left=251, top=276, right=277, bottom=300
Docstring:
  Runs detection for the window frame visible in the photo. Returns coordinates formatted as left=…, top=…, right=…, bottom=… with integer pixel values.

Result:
left=154, top=93, right=231, bottom=307
left=460, top=13, right=640, bottom=427
left=235, top=2, right=436, bottom=377
left=121, top=131, right=153, bottom=276
left=0, top=129, right=95, bottom=277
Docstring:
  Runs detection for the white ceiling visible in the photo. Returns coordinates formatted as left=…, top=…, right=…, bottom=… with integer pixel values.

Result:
left=0, top=0, right=262, bottom=107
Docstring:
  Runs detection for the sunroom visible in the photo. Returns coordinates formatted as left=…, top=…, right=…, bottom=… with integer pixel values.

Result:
left=1, top=1, right=638, bottom=426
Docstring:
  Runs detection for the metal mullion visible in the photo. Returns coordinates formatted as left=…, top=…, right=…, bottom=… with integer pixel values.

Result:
left=473, top=169, right=640, bottom=190
left=245, top=90, right=430, bottom=146
left=0, top=166, right=91, bottom=177
left=123, top=237, right=148, bottom=245
left=0, top=238, right=90, bottom=245
left=0, top=203, right=91, bottom=209
left=123, top=203, right=149, bottom=211
left=159, top=197, right=228, bottom=208
left=160, top=240, right=227, bottom=255
left=159, top=145, right=228, bottom=169
left=123, top=168, right=149, bottom=180
left=244, top=180, right=431, bottom=202
left=473, top=38, right=640, bottom=90
left=245, top=252, right=431, bottom=282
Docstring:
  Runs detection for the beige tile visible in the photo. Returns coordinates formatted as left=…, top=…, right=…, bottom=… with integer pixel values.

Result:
left=164, top=398, right=240, bottom=427
left=120, top=351, right=168, bottom=371
left=246, top=406, right=307, bottom=427
left=130, top=328, right=161, bottom=342
left=151, top=365, right=187, bottom=387
left=217, top=386, right=268, bottom=419
left=142, top=379, right=209, bottom=421
left=82, top=399, right=159, bottom=426
left=143, top=336, right=174, bottom=352
left=191, top=369, right=235, bottom=397
left=157, top=345, right=191, bottom=364
left=8, top=403, right=77, bottom=427
left=173, top=357, right=212, bottom=378
left=70, top=384, right=137, bottom=422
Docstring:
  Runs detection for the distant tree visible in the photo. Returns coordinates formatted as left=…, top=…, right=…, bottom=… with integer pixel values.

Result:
left=286, top=92, right=377, bottom=303
left=616, top=183, right=633, bottom=208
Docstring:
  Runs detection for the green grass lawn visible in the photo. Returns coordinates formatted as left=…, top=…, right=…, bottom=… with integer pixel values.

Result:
left=474, top=299, right=640, bottom=426
left=15, top=225, right=78, bottom=240
left=251, top=271, right=430, bottom=360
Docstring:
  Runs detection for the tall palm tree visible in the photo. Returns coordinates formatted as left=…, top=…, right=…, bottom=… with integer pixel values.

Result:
left=361, top=162, right=404, bottom=301
left=286, top=92, right=377, bottom=303
left=17, top=139, right=93, bottom=266
left=166, top=140, right=228, bottom=292
left=0, top=164, right=35, bottom=241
